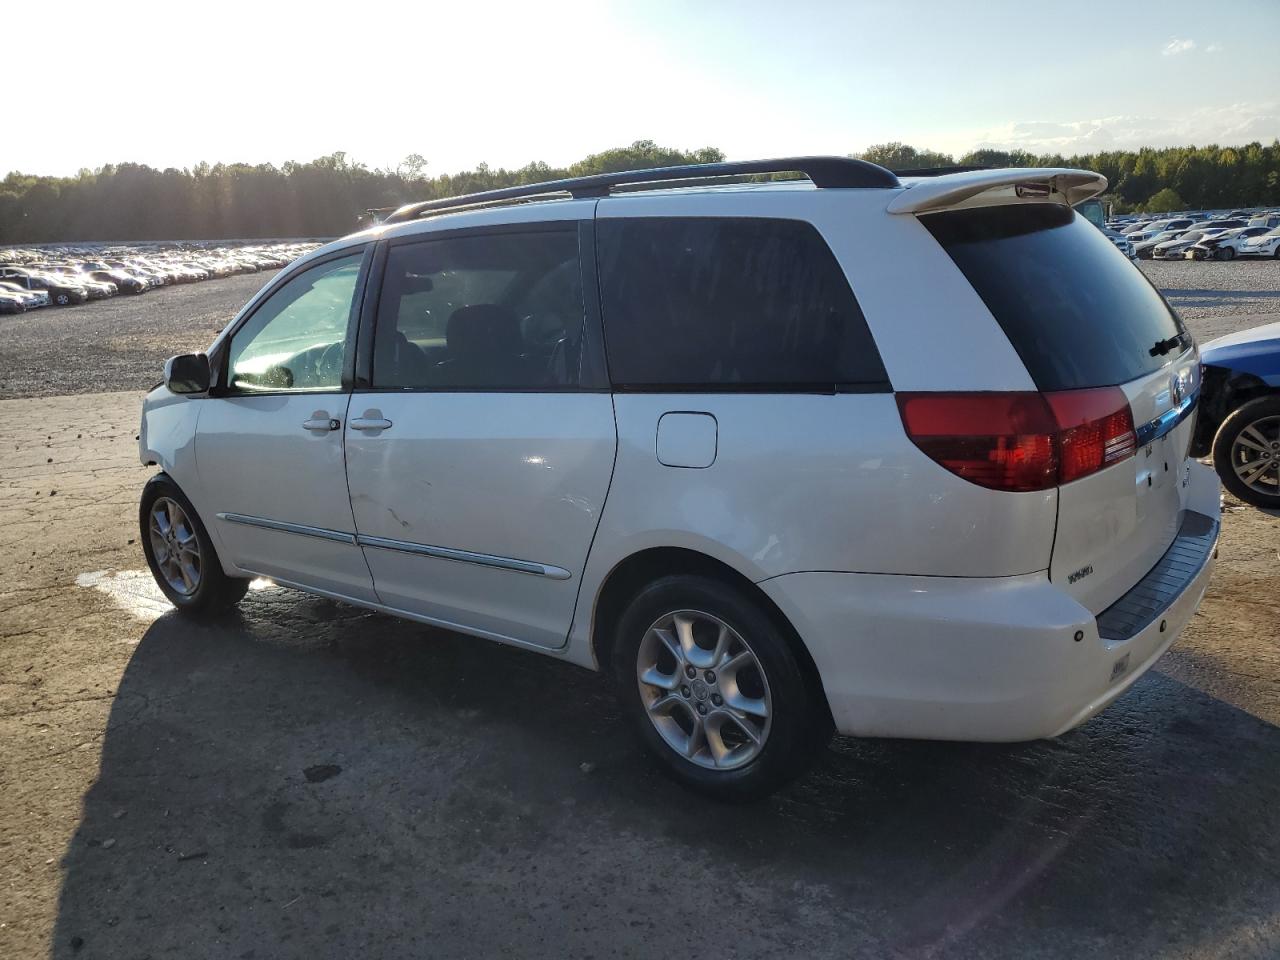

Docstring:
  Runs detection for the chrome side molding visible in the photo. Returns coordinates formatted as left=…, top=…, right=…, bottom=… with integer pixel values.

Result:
left=217, top=513, right=356, bottom=544
left=217, top=513, right=571, bottom=579
left=357, top=534, right=572, bottom=580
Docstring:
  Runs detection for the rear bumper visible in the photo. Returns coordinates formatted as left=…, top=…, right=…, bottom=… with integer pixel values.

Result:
left=760, top=462, right=1221, bottom=742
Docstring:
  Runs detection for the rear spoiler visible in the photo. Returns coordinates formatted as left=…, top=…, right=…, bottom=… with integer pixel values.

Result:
left=886, top=168, right=1107, bottom=215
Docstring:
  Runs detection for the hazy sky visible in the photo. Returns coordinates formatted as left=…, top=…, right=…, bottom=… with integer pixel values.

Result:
left=6, top=0, right=1278, bottom=177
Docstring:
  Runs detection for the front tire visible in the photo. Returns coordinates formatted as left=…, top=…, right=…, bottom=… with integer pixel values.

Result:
left=140, top=474, right=249, bottom=615
left=1216, top=246, right=1236, bottom=261
left=611, top=575, right=828, bottom=800
left=1213, top=395, right=1280, bottom=508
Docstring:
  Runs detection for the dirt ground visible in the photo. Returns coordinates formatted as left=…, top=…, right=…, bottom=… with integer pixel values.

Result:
left=1, top=264, right=1278, bottom=959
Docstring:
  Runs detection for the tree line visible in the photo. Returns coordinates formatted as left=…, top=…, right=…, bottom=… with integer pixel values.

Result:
left=3, top=139, right=1278, bottom=243
left=863, top=141, right=1280, bottom=215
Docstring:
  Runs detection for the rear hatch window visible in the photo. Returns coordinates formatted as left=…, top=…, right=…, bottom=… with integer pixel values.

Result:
left=922, top=203, right=1185, bottom=391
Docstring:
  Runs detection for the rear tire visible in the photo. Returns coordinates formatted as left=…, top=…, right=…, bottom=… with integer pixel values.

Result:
left=611, top=574, right=828, bottom=801
left=140, top=474, right=249, bottom=616
left=1213, top=395, right=1280, bottom=509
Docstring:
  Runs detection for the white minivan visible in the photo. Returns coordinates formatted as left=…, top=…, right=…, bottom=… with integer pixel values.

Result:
left=139, top=158, right=1219, bottom=799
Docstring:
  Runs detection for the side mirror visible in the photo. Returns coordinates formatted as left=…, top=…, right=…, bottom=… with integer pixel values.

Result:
left=164, top=353, right=210, bottom=394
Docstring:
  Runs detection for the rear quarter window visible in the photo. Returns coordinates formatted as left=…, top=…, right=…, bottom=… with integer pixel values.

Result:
left=923, top=204, right=1186, bottom=390
left=596, top=217, right=888, bottom=391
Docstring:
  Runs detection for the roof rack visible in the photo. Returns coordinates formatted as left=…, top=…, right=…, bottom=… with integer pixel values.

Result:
left=381, top=156, right=900, bottom=224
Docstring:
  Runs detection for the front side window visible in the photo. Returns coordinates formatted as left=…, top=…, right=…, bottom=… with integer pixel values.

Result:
left=227, top=252, right=363, bottom=392
left=596, top=217, right=887, bottom=390
left=372, top=230, right=584, bottom=390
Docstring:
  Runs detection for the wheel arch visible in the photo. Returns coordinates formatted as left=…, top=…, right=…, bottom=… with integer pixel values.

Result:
left=1194, top=367, right=1276, bottom=457
left=588, top=546, right=834, bottom=729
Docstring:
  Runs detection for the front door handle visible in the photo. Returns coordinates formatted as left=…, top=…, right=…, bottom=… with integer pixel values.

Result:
left=302, top=415, right=341, bottom=432
left=349, top=417, right=393, bottom=432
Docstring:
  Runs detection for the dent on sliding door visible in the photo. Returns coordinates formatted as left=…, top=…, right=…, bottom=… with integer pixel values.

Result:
left=344, top=225, right=617, bottom=648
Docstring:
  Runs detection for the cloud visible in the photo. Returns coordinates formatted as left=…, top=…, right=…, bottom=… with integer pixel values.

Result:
left=959, top=101, right=1280, bottom=155
left=1205, top=42, right=1223, bottom=53
left=1163, top=38, right=1196, bottom=56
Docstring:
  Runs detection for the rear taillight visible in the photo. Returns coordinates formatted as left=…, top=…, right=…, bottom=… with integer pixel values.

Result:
left=897, top=387, right=1136, bottom=492
left=1044, top=387, right=1137, bottom=483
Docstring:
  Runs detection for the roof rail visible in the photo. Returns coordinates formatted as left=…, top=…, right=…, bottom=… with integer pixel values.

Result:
left=382, top=156, right=900, bottom=224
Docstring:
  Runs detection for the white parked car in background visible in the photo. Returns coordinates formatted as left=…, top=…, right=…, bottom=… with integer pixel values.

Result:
left=0, top=289, right=29, bottom=314
left=136, top=160, right=1219, bottom=799
left=1188, top=225, right=1272, bottom=260
left=1153, top=228, right=1230, bottom=260
left=0, top=280, right=50, bottom=308
left=1237, top=226, right=1280, bottom=258
left=1126, top=218, right=1196, bottom=243
left=1133, top=228, right=1190, bottom=260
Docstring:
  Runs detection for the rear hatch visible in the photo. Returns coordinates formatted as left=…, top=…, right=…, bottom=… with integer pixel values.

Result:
left=922, top=201, right=1199, bottom=613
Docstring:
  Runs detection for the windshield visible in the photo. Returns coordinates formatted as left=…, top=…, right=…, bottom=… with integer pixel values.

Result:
left=924, top=203, right=1185, bottom=390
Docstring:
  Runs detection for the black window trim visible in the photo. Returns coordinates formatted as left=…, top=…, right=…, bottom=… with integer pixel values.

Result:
left=211, top=243, right=373, bottom=399
left=610, top=381, right=891, bottom=395
left=353, top=218, right=610, bottom=395
left=592, top=214, right=893, bottom=395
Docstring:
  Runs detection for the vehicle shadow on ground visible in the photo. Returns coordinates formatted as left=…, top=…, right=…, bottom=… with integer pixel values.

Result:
left=52, top=590, right=1280, bottom=959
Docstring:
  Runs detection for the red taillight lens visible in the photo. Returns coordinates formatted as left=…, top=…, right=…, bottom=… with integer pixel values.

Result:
left=897, top=387, right=1136, bottom=492
left=896, top=392, right=1058, bottom=492
left=1044, top=387, right=1137, bottom=484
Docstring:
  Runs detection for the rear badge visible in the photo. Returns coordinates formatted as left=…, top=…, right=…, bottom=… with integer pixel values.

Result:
left=1110, top=653, right=1131, bottom=683
left=1068, top=564, right=1094, bottom=584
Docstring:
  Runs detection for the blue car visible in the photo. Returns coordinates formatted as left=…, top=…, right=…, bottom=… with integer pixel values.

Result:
left=1193, top=321, right=1280, bottom=508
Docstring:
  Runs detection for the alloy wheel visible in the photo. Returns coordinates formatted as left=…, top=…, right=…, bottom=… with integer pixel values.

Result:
left=636, top=609, right=772, bottom=770
left=148, top=496, right=202, bottom=595
left=1230, top=415, right=1280, bottom=498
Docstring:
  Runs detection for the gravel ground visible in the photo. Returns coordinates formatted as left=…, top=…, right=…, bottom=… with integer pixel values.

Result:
left=0, top=272, right=276, bottom=400
left=0, top=259, right=1278, bottom=959
left=1143, top=259, right=1280, bottom=340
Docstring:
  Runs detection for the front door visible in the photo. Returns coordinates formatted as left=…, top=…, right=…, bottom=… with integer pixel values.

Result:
left=344, top=225, right=616, bottom=648
left=196, top=249, right=377, bottom=602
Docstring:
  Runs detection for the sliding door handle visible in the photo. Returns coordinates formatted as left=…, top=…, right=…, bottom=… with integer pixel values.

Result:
left=349, top=417, right=393, bottom=431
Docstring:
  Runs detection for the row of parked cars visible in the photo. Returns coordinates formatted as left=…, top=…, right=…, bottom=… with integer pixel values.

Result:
left=1103, top=210, right=1280, bottom=261
left=0, top=241, right=319, bottom=314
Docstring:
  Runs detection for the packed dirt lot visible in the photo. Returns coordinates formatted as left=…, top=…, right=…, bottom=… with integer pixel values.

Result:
left=1, top=263, right=1278, bottom=959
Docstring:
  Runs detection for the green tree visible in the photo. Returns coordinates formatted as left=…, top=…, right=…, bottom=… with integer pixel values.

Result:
left=957, top=148, right=1038, bottom=168
left=398, top=153, right=428, bottom=180
left=3, top=139, right=1279, bottom=243
left=857, top=142, right=955, bottom=170
left=1144, top=187, right=1186, bottom=213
